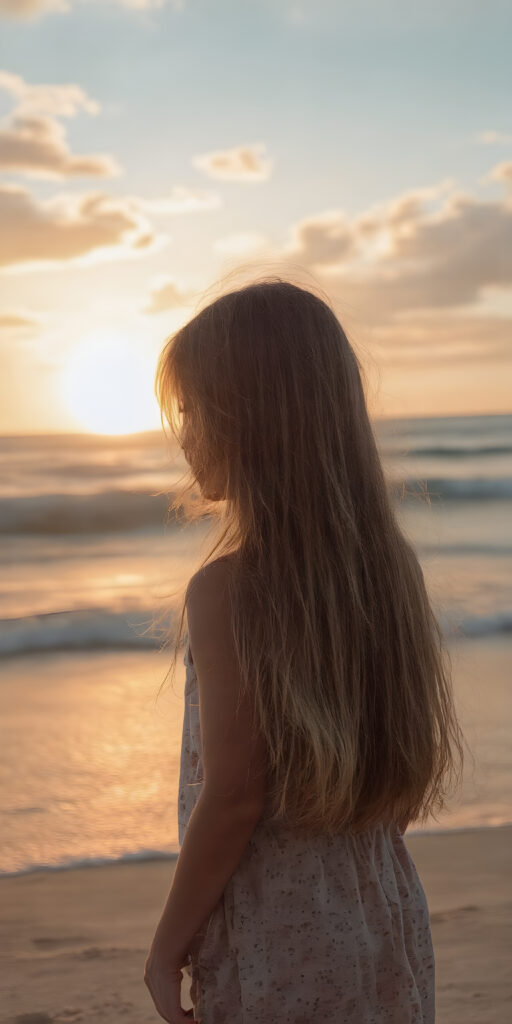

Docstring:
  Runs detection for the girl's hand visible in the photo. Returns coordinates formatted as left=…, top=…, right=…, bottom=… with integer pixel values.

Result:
left=144, top=948, right=195, bottom=1023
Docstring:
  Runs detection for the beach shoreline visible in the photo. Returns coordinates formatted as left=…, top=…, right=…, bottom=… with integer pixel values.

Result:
left=1, top=825, right=510, bottom=1024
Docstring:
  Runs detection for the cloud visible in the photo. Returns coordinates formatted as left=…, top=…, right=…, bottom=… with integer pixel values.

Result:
left=0, top=0, right=69, bottom=17
left=136, top=186, right=221, bottom=215
left=192, top=143, right=272, bottom=182
left=484, top=159, right=512, bottom=190
left=0, top=70, right=100, bottom=118
left=364, top=311, right=512, bottom=368
left=281, top=170, right=512, bottom=324
left=0, top=309, right=41, bottom=330
left=0, top=0, right=184, bottom=18
left=0, top=113, right=121, bottom=180
left=0, top=70, right=122, bottom=180
left=476, top=130, right=512, bottom=146
left=285, top=210, right=356, bottom=267
left=143, top=276, right=196, bottom=314
left=0, top=182, right=158, bottom=269
left=255, top=165, right=512, bottom=368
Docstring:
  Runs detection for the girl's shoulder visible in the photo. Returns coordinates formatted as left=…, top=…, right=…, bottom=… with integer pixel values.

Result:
left=186, top=554, right=239, bottom=665
left=186, top=553, right=236, bottom=600
left=185, top=556, right=234, bottom=651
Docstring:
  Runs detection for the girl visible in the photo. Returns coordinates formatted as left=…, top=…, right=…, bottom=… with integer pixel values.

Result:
left=144, top=276, right=465, bottom=1023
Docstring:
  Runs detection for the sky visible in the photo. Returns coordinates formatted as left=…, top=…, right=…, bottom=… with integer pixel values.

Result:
left=0, top=0, right=511, bottom=434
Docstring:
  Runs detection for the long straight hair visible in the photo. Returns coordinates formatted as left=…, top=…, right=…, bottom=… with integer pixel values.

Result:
left=153, top=274, right=466, bottom=837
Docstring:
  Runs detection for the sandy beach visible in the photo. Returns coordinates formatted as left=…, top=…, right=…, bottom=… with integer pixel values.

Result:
left=1, top=825, right=510, bottom=1024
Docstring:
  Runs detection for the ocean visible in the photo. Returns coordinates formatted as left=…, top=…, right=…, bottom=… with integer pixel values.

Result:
left=1, top=412, right=511, bottom=877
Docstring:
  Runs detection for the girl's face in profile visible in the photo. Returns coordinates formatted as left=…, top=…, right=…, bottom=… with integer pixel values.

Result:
left=178, top=399, right=227, bottom=502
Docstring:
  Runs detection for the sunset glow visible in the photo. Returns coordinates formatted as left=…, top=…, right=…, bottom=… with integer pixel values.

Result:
left=61, top=331, right=159, bottom=435
left=0, top=2, right=510, bottom=434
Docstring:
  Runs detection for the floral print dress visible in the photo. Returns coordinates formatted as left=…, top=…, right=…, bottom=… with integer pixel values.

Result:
left=178, top=639, right=435, bottom=1024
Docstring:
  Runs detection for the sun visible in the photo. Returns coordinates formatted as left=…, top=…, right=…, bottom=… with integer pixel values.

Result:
left=61, top=330, right=159, bottom=435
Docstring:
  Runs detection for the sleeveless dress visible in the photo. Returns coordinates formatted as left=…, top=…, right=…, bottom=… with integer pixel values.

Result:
left=178, top=639, right=436, bottom=1023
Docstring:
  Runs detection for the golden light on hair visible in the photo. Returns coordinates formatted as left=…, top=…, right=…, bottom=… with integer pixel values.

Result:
left=153, top=271, right=467, bottom=838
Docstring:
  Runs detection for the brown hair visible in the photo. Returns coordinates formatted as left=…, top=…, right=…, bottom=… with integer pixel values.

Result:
left=153, top=272, right=466, bottom=837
